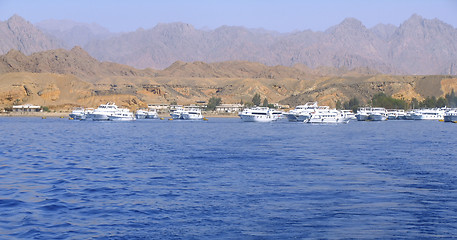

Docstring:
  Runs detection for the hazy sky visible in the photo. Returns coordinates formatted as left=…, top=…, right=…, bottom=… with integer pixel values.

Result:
left=1, top=0, right=456, bottom=32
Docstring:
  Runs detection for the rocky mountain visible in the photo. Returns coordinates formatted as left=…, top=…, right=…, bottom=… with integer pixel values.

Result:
left=36, top=19, right=117, bottom=48
left=82, top=14, right=457, bottom=75
left=0, top=46, right=155, bottom=81
left=1, top=48, right=456, bottom=111
left=0, top=15, right=62, bottom=55
left=1, top=14, right=456, bottom=75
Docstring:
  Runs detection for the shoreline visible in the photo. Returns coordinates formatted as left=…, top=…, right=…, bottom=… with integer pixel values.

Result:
left=0, top=112, right=240, bottom=118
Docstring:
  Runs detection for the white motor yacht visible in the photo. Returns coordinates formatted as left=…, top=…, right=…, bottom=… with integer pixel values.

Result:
left=306, top=109, right=350, bottom=124
left=69, top=107, right=86, bottom=120
left=368, top=107, right=387, bottom=121
left=296, top=105, right=329, bottom=122
left=135, top=109, right=148, bottom=119
left=444, top=109, right=457, bottom=122
left=284, top=102, right=319, bottom=122
left=341, top=110, right=356, bottom=120
left=355, top=107, right=371, bottom=121
left=108, top=108, right=135, bottom=121
left=146, top=109, right=159, bottom=119
left=182, top=108, right=204, bottom=120
left=387, top=109, right=406, bottom=120
left=170, top=107, right=185, bottom=120
left=89, top=102, right=119, bottom=121
left=239, top=107, right=282, bottom=122
left=136, top=108, right=159, bottom=119
left=411, top=108, right=445, bottom=120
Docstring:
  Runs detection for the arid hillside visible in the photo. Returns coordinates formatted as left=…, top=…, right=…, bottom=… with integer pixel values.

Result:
left=0, top=48, right=456, bottom=111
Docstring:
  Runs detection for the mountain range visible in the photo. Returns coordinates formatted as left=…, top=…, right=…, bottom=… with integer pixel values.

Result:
left=1, top=47, right=456, bottom=111
left=1, top=14, right=457, bottom=75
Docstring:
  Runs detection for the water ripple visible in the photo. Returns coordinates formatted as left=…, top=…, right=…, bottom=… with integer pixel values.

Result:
left=1, top=118, right=457, bottom=238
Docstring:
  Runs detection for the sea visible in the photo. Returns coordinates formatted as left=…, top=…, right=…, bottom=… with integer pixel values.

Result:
left=0, top=117, right=457, bottom=239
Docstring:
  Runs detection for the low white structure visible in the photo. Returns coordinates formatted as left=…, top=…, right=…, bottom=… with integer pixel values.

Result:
left=12, top=104, right=41, bottom=112
left=216, top=104, right=243, bottom=113
left=148, top=104, right=169, bottom=113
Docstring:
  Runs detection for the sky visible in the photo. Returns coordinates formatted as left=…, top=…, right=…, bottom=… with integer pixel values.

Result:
left=1, top=0, right=456, bottom=33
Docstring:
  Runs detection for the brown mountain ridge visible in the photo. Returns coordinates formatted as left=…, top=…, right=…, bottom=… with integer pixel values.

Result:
left=0, top=48, right=456, bottom=111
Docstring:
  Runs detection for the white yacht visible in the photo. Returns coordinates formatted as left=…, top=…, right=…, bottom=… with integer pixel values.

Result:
left=82, top=108, right=94, bottom=120
left=170, top=106, right=185, bottom=120
left=341, top=110, right=356, bottom=120
left=146, top=109, right=159, bottom=119
left=444, top=109, right=457, bottom=122
left=296, top=105, right=329, bottom=122
left=405, top=110, right=417, bottom=120
left=89, top=102, right=119, bottom=121
left=368, top=107, right=387, bottom=121
left=355, top=107, right=371, bottom=121
left=108, top=108, right=135, bottom=121
left=306, top=109, right=350, bottom=124
left=411, top=108, right=445, bottom=120
left=181, top=108, right=204, bottom=120
left=387, top=109, right=406, bottom=120
left=135, top=109, right=148, bottom=119
left=69, top=107, right=85, bottom=120
left=284, top=102, right=319, bottom=122
left=239, top=107, right=282, bottom=122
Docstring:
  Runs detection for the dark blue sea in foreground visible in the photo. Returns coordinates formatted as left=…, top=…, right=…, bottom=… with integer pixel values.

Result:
left=1, top=117, right=457, bottom=239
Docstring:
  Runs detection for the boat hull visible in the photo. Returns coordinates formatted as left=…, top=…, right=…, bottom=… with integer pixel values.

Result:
left=369, top=114, right=387, bottom=121
left=239, top=114, right=276, bottom=122
left=91, top=113, right=110, bottom=121
left=182, top=114, right=203, bottom=120
left=444, top=115, right=457, bottom=122
left=356, top=114, right=369, bottom=121
left=109, top=116, right=135, bottom=121
left=307, top=117, right=349, bottom=124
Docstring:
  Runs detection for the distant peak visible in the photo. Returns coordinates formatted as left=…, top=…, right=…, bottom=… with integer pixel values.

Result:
left=70, top=46, right=85, bottom=52
left=340, top=17, right=363, bottom=26
left=7, top=14, right=28, bottom=24
left=403, top=14, right=425, bottom=25
left=409, top=13, right=424, bottom=21
left=154, top=22, right=195, bottom=32
left=326, top=17, right=366, bottom=33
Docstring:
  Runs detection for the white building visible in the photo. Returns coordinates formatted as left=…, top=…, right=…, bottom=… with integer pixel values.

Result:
left=148, top=104, right=169, bottom=113
left=12, top=104, right=41, bottom=112
left=215, top=104, right=243, bottom=113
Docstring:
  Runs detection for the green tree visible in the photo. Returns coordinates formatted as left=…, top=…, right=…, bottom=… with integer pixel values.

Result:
left=252, top=93, right=261, bottom=106
left=206, top=97, right=222, bottom=111
left=410, top=98, right=419, bottom=109
left=262, top=98, right=269, bottom=107
left=371, top=93, right=408, bottom=109
left=343, top=97, right=360, bottom=112
left=436, top=97, right=447, bottom=108
left=420, top=96, right=437, bottom=108
left=335, top=100, right=342, bottom=109
left=445, top=89, right=457, bottom=107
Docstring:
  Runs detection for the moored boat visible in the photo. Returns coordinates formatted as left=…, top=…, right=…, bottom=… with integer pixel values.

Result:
left=355, top=107, right=371, bottom=121
left=239, top=107, right=282, bottom=122
left=108, top=109, right=135, bottom=121
left=368, top=107, right=387, bottom=121
left=181, top=108, right=204, bottom=120
left=89, top=102, right=119, bottom=121
left=306, top=109, right=350, bottom=124
left=69, top=107, right=86, bottom=120
left=387, top=109, right=406, bottom=120
left=284, top=102, right=320, bottom=122
left=444, top=109, right=457, bottom=122
left=411, top=108, right=445, bottom=120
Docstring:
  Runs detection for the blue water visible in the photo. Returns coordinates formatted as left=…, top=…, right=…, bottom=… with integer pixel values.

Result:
left=1, top=117, right=457, bottom=239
